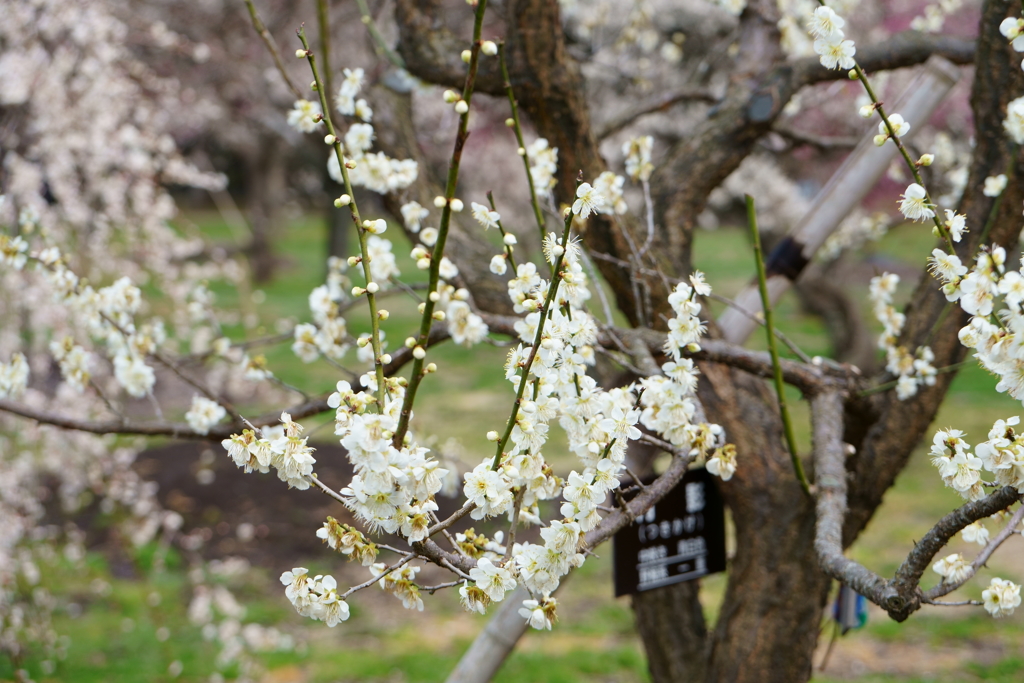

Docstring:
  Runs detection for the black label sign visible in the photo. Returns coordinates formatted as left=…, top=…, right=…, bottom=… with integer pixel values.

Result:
left=613, top=468, right=726, bottom=596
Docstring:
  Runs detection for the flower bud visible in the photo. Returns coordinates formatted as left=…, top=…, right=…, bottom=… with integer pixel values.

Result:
left=432, top=311, right=446, bottom=321
left=858, top=104, right=875, bottom=119
left=442, top=90, right=459, bottom=103
left=295, top=49, right=307, bottom=59
left=418, top=302, right=427, bottom=313
left=413, top=346, right=426, bottom=359
left=454, top=100, right=469, bottom=114
left=450, top=198, right=465, bottom=212
left=378, top=309, right=389, bottom=320
left=486, top=430, right=500, bottom=441
left=380, top=353, right=392, bottom=364
left=324, top=134, right=336, bottom=145
left=334, top=194, right=351, bottom=207
left=873, top=134, right=888, bottom=147
left=505, top=118, right=515, bottom=127
left=848, top=69, right=859, bottom=80
left=366, top=282, right=379, bottom=293
left=351, top=286, right=366, bottom=297
left=918, top=153, right=934, bottom=167
left=461, top=50, right=472, bottom=63
left=347, top=256, right=361, bottom=267
left=429, top=291, right=440, bottom=302
left=433, top=196, right=447, bottom=208
left=503, top=233, right=518, bottom=246
left=517, top=147, right=526, bottom=156
left=311, top=81, right=318, bottom=91
left=425, top=362, right=437, bottom=373
left=481, top=41, right=498, bottom=56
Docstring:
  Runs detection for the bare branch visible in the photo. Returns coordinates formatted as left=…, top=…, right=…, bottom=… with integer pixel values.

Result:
left=596, top=88, right=718, bottom=140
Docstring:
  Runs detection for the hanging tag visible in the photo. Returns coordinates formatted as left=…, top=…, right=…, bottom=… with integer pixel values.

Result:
left=833, top=585, right=867, bottom=634
left=613, top=468, right=726, bottom=597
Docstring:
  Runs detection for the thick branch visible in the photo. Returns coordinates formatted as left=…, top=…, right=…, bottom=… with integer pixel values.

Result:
left=812, top=390, right=899, bottom=609
left=894, top=487, right=1021, bottom=600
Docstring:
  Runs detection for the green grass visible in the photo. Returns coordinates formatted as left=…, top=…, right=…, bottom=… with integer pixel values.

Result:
left=6, top=213, right=1024, bottom=682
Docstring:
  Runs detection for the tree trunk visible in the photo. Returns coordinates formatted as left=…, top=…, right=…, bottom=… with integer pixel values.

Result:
left=632, top=582, right=708, bottom=683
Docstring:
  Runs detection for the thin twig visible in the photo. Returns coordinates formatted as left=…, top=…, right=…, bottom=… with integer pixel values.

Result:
left=243, top=0, right=303, bottom=99
left=747, top=195, right=811, bottom=496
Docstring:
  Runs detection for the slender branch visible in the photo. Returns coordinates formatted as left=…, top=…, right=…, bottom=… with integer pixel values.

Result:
left=498, top=42, right=547, bottom=244
left=393, top=0, right=490, bottom=446
left=341, top=554, right=414, bottom=600
left=243, top=0, right=303, bottom=99
left=298, top=27, right=388, bottom=409
left=355, top=0, right=406, bottom=69
left=747, top=195, right=811, bottom=496
left=923, top=503, right=1024, bottom=600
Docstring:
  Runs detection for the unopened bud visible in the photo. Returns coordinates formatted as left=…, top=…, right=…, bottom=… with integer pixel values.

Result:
left=918, top=153, right=935, bottom=167
left=351, top=286, right=366, bottom=297
left=873, top=134, right=888, bottom=147
left=324, top=134, right=337, bottom=145
left=311, top=81, right=318, bottom=91
left=848, top=69, right=859, bottom=80
left=858, top=104, right=875, bottom=119
left=295, top=49, right=307, bottom=59
left=334, top=194, right=351, bottom=207
left=454, top=100, right=469, bottom=114
left=503, top=233, right=518, bottom=246
left=425, top=362, right=437, bottom=373
left=380, top=353, right=392, bottom=364
left=442, top=90, right=459, bottom=103
left=347, top=256, right=361, bottom=267
left=433, top=195, right=447, bottom=208
left=517, top=147, right=526, bottom=156
left=461, top=50, right=472, bottom=63
left=345, top=160, right=357, bottom=169
left=413, top=346, right=426, bottom=359
left=418, top=302, right=427, bottom=313
left=486, top=430, right=500, bottom=441
left=481, top=40, right=498, bottom=56
left=432, top=311, right=446, bottom=321
left=450, top=198, right=465, bottom=212
left=505, top=118, right=515, bottom=127
left=366, top=282, right=379, bottom=294
left=378, top=309, right=389, bottom=320
left=429, top=291, right=440, bottom=302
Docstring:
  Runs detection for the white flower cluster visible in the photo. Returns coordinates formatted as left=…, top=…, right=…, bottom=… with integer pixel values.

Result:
left=280, top=568, right=350, bottom=627
left=331, top=380, right=450, bottom=540
left=910, top=0, right=963, bottom=33
left=286, top=99, right=323, bottom=133
left=929, top=417, right=1024, bottom=501
left=334, top=68, right=372, bottom=121
left=185, top=396, right=227, bottom=435
left=222, top=412, right=316, bottom=489
left=49, top=337, right=92, bottom=393
left=1004, top=95, right=1024, bottom=145
left=999, top=17, right=1024, bottom=73
left=323, top=69, right=417, bottom=194
left=292, top=258, right=352, bottom=364
left=809, top=6, right=855, bottom=71
left=0, top=352, right=28, bottom=399
left=527, top=138, right=559, bottom=199
left=929, top=244, right=1024, bottom=402
left=869, top=273, right=936, bottom=400
left=983, top=577, right=1022, bottom=617
left=623, top=136, right=653, bottom=183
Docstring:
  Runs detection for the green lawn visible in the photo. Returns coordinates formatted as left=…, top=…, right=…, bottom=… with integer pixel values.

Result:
left=4, top=212, right=1024, bottom=683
